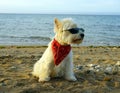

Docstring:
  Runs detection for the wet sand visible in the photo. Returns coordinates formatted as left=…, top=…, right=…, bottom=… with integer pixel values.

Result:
left=0, top=46, right=120, bottom=93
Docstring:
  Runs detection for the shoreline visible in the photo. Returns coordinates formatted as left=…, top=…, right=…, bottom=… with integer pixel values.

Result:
left=0, top=45, right=120, bottom=48
left=0, top=46, right=120, bottom=93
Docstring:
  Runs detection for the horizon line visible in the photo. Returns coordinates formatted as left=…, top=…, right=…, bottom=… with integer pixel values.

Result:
left=0, top=12, right=120, bottom=15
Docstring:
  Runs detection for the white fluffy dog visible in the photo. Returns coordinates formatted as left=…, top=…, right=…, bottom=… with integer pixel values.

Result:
left=32, top=18, right=84, bottom=82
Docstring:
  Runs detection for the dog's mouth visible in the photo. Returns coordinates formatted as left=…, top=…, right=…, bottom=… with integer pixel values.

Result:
left=74, top=39, right=82, bottom=41
left=73, top=38, right=83, bottom=43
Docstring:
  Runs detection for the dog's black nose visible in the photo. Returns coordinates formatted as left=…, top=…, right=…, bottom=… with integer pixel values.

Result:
left=80, top=34, right=84, bottom=38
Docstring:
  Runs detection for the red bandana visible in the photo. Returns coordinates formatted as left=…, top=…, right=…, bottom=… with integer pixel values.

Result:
left=52, top=39, right=71, bottom=66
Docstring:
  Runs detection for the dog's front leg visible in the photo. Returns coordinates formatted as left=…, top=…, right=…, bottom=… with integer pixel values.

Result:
left=64, top=51, right=77, bottom=81
left=38, top=61, right=54, bottom=82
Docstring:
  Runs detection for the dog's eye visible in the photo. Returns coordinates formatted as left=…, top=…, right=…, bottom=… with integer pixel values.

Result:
left=67, top=28, right=79, bottom=34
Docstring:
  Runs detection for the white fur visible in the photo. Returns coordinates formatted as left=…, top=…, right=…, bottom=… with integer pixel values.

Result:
left=32, top=18, right=84, bottom=82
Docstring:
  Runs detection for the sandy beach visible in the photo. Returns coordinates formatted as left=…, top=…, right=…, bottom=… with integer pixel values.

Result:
left=0, top=46, right=120, bottom=93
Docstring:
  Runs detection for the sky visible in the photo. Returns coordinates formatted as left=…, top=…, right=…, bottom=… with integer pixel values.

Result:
left=0, top=0, right=120, bottom=14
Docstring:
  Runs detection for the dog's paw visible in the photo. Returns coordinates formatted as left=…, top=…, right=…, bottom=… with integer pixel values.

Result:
left=38, top=77, right=50, bottom=82
left=65, top=76, right=77, bottom=81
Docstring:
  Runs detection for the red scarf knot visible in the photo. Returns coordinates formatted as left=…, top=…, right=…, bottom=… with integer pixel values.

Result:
left=52, top=39, right=71, bottom=66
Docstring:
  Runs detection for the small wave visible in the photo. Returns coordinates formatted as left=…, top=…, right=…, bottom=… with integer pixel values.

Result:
left=0, top=35, right=52, bottom=41
left=28, top=36, right=51, bottom=41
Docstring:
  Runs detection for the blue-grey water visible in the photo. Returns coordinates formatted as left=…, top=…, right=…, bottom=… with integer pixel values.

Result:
left=0, top=14, right=120, bottom=46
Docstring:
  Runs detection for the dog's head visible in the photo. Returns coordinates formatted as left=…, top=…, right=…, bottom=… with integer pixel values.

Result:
left=54, top=18, right=84, bottom=45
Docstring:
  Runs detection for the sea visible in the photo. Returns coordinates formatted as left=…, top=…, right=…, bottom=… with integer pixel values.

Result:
left=0, top=14, right=120, bottom=46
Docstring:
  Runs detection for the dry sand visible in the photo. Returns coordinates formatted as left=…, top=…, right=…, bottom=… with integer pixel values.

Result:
left=0, top=46, right=120, bottom=93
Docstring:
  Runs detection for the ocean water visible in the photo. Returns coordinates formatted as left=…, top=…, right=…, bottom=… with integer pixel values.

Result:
left=0, top=14, right=120, bottom=46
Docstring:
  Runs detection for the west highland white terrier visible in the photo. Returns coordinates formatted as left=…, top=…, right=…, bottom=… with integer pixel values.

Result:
left=32, top=18, right=84, bottom=82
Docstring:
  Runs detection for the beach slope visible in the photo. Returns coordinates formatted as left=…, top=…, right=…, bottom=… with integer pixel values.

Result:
left=0, top=46, right=120, bottom=93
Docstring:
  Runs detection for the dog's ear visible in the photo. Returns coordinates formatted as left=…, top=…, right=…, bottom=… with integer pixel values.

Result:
left=54, top=18, right=62, bottom=30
